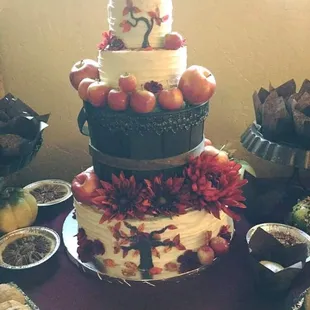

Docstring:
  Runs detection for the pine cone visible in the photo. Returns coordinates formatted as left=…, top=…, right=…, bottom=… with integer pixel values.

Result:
left=108, top=37, right=126, bottom=51
left=144, top=81, right=163, bottom=94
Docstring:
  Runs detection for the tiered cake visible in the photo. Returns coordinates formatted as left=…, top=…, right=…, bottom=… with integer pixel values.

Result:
left=69, top=0, right=247, bottom=280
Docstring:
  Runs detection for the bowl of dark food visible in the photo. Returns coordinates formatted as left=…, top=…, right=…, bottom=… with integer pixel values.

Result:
left=24, top=179, right=72, bottom=207
left=0, top=226, right=60, bottom=270
left=246, top=223, right=310, bottom=297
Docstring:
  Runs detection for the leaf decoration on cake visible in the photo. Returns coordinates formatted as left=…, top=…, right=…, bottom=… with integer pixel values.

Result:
left=103, top=259, right=117, bottom=268
left=164, top=246, right=172, bottom=253
left=167, top=225, right=178, bottom=230
left=149, top=267, right=163, bottom=275
left=152, top=247, right=160, bottom=258
left=120, top=20, right=132, bottom=33
left=124, top=261, right=138, bottom=271
left=165, top=262, right=179, bottom=272
left=120, top=1, right=170, bottom=48
left=138, top=223, right=145, bottom=232
left=132, top=250, right=139, bottom=257
left=114, top=243, right=121, bottom=254
left=123, top=0, right=141, bottom=16
left=172, top=234, right=186, bottom=251
left=204, top=231, right=213, bottom=245
left=122, top=268, right=136, bottom=277
left=148, top=8, right=169, bottom=26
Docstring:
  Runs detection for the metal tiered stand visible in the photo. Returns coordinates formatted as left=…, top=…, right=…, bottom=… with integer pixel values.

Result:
left=241, top=122, right=310, bottom=196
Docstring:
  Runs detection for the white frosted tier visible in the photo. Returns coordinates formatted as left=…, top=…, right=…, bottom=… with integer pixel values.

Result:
left=75, top=200, right=234, bottom=280
left=108, top=0, right=173, bottom=48
left=98, top=47, right=187, bottom=88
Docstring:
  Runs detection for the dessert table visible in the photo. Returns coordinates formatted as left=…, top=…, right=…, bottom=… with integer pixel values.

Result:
left=0, top=195, right=296, bottom=310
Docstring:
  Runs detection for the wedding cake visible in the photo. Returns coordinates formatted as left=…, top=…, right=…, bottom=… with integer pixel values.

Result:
left=69, top=0, right=247, bottom=280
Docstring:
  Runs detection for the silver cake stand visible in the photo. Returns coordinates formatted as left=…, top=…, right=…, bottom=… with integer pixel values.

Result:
left=62, top=209, right=234, bottom=286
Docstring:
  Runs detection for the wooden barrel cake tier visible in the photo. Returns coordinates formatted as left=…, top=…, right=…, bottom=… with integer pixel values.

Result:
left=78, top=101, right=209, bottom=181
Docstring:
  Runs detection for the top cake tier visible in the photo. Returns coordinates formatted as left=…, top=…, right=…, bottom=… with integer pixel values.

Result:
left=108, top=0, right=173, bottom=49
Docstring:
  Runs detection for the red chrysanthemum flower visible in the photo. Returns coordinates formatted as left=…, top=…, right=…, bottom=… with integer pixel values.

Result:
left=92, top=172, right=151, bottom=223
left=145, top=175, right=191, bottom=216
left=184, top=152, right=248, bottom=220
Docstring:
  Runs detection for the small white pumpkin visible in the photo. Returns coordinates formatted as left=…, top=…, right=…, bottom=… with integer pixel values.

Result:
left=0, top=188, right=38, bottom=233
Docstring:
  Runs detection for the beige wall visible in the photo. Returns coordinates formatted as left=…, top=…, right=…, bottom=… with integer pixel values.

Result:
left=1, top=0, right=310, bottom=185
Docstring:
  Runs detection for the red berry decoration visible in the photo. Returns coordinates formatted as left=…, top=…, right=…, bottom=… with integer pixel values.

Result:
left=210, top=236, right=229, bottom=256
left=197, top=245, right=215, bottom=265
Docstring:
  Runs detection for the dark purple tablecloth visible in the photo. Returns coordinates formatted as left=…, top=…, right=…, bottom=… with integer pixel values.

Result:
left=0, top=198, right=298, bottom=310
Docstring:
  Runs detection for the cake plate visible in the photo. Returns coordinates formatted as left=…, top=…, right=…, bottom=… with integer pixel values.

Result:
left=63, top=209, right=234, bottom=286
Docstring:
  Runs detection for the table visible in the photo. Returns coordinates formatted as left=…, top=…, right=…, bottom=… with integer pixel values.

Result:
left=0, top=197, right=305, bottom=310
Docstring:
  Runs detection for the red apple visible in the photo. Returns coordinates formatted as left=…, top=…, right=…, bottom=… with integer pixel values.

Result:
left=87, top=81, right=111, bottom=107
left=197, top=245, right=215, bottom=265
left=164, top=32, right=185, bottom=50
left=130, top=90, right=156, bottom=113
left=204, top=145, right=221, bottom=157
left=210, top=237, right=229, bottom=256
left=69, top=59, right=99, bottom=90
left=158, top=88, right=184, bottom=111
left=204, top=145, right=229, bottom=164
left=204, top=138, right=212, bottom=147
left=108, top=89, right=129, bottom=111
left=78, top=78, right=96, bottom=101
left=215, top=151, right=230, bottom=164
left=71, top=169, right=100, bottom=203
left=119, top=73, right=137, bottom=93
left=178, top=65, right=216, bottom=105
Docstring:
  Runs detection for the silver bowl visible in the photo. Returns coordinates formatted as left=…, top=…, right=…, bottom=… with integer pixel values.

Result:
left=0, top=226, right=61, bottom=270
left=246, top=223, right=310, bottom=257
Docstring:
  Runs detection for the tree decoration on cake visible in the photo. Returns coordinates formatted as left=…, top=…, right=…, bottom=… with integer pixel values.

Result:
left=76, top=228, right=105, bottom=263
left=120, top=0, right=169, bottom=48
left=145, top=175, right=190, bottom=216
left=110, top=221, right=185, bottom=278
left=92, top=172, right=151, bottom=222
left=144, top=81, right=163, bottom=94
left=184, top=151, right=247, bottom=220
left=98, top=31, right=126, bottom=51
